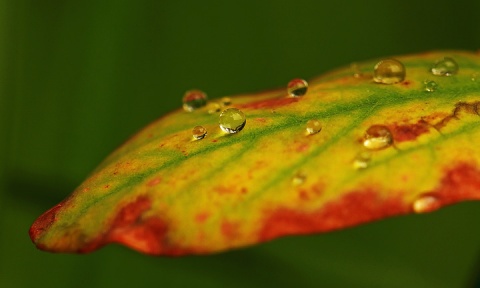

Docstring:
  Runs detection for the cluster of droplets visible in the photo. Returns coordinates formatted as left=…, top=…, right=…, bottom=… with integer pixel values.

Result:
left=185, top=77, right=312, bottom=139
left=182, top=89, right=245, bottom=139
left=369, top=55, right=462, bottom=95
left=179, top=54, right=469, bottom=214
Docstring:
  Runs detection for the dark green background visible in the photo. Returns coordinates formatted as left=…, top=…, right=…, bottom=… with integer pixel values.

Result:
left=2, top=1, right=480, bottom=287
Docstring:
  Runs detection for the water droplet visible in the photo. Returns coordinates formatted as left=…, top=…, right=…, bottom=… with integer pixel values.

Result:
left=373, top=59, right=406, bottom=84
left=352, top=151, right=372, bottom=170
left=183, top=90, right=208, bottom=112
left=207, top=102, right=221, bottom=114
left=430, top=57, right=458, bottom=76
left=413, top=195, right=440, bottom=213
left=363, top=125, right=393, bottom=150
left=472, top=73, right=479, bottom=81
left=192, top=126, right=207, bottom=140
left=219, top=108, right=246, bottom=134
left=287, top=78, right=308, bottom=97
left=221, top=97, right=232, bottom=106
left=424, top=80, right=438, bottom=92
left=306, top=120, right=322, bottom=135
left=351, top=62, right=362, bottom=78
left=292, top=172, right=306, bottom=186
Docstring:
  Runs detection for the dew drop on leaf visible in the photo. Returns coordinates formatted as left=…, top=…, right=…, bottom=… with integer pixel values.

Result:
left=192, top=126, right=207, bottom=140
left=352, top=151, right=372, bottom=170
left=373, top=59, right=406, bottom=84
left=472, top=73, right=479, bottom=81
left=350, top=62, right=362, bottom=78
left=430, top=57, right=459, bottom=76
left=413, top=195, right=440, bottom=213
left=363, top=125, right=393, bottom=150
left=292, top=172, right=306, bottom=186
left=183, top=90, right=208, bottom=112
left=424, top=80, right=438, bottom=92
left=287, top=78, right=308, bottom=97
left=219, top=108, right=246, bottom=134
left=221, top=97, right=232, bottom=106
left=305, top=119, right=322, bottom=135
left=207, top=102, right=221, bottom=114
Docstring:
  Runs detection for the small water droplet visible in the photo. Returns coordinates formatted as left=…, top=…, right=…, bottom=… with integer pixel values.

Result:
left=472, top=73, right=479, bottom=81
left=219, top=108, right=246, bottom=134
left=192, top=126, right=207, bottom=140
left=363, top=125, right=393, bottom=150
left=424, top=80, right=438, bottom=92
left=183, top=90, right=208, bottom=112
left=221, top=97, right=232, bottom=106
left=287, top=78, right=308, bottom=97
left=306, top=119, right=322, bottom=135
left=430, top=57, right=458, bottom=76
left=353, top=151, right=372, bottom=170
left=351, top=62, right=362, bottom=78
left=413, top=195, right=440, bottom=213
left=207, top=102, right=221, bottom=114
left=292, top=172, right=306, bottom=186
left=373, top=59, right=406, bottom=84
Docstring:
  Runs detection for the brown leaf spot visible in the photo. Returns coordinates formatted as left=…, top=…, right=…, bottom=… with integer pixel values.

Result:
left=388, top=120, right=430, bottom=142
left=214, top=185, right=239, bottom=195
left=297, top=182, right=324, bottom=201
left=221, top=221, right=240, bottom=241
left=195, top=212, right=210, bottom=223
left=29, top=201, right=66, bottom=243
left=259, top=190, right=407, bottom=242
left=147, top=177, right=162, bottom=187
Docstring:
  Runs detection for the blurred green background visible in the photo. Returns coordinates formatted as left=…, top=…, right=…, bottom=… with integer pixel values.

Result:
left=2, top=0, right=480, bottom=287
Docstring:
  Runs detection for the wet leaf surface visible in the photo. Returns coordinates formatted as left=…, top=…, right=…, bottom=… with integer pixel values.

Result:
left=30, top=51, right=480, bottom=256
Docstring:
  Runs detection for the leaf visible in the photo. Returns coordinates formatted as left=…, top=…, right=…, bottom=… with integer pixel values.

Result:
left=30, top=51, right=480, bottom=256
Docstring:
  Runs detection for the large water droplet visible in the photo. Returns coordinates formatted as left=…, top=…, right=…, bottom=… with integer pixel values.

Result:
left=306, top=120, right=322, bottom=135
left=192, top=126, right=207, bottom=140
left=183, top=90, right=208, bottom=112
left=373, top=59, right=406, bottom=84
left=287, top=78, right=308, bottom=97
left=352, top=151, right=372, bottom=170
left=430, top=57, right=458, bottom=76
left=219, top=108, right=246, bottom=134
left=363, top=125, right=393, bottom=150
left=424, top=80, right=438, bottom=92
left=413, top=195, right=440, bottom=213
left=207, top=102, right=221, bottom=114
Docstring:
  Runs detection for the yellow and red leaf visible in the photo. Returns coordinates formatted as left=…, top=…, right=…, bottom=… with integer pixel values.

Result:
left=30, top=51, right=480, bottom=256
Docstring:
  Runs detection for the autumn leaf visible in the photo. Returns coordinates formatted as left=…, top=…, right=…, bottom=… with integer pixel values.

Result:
left=30, top=51, right=480, bottom=256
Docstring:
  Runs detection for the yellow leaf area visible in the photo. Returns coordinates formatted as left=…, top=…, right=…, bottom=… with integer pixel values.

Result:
left=30, top=51, right=480, bottom=256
